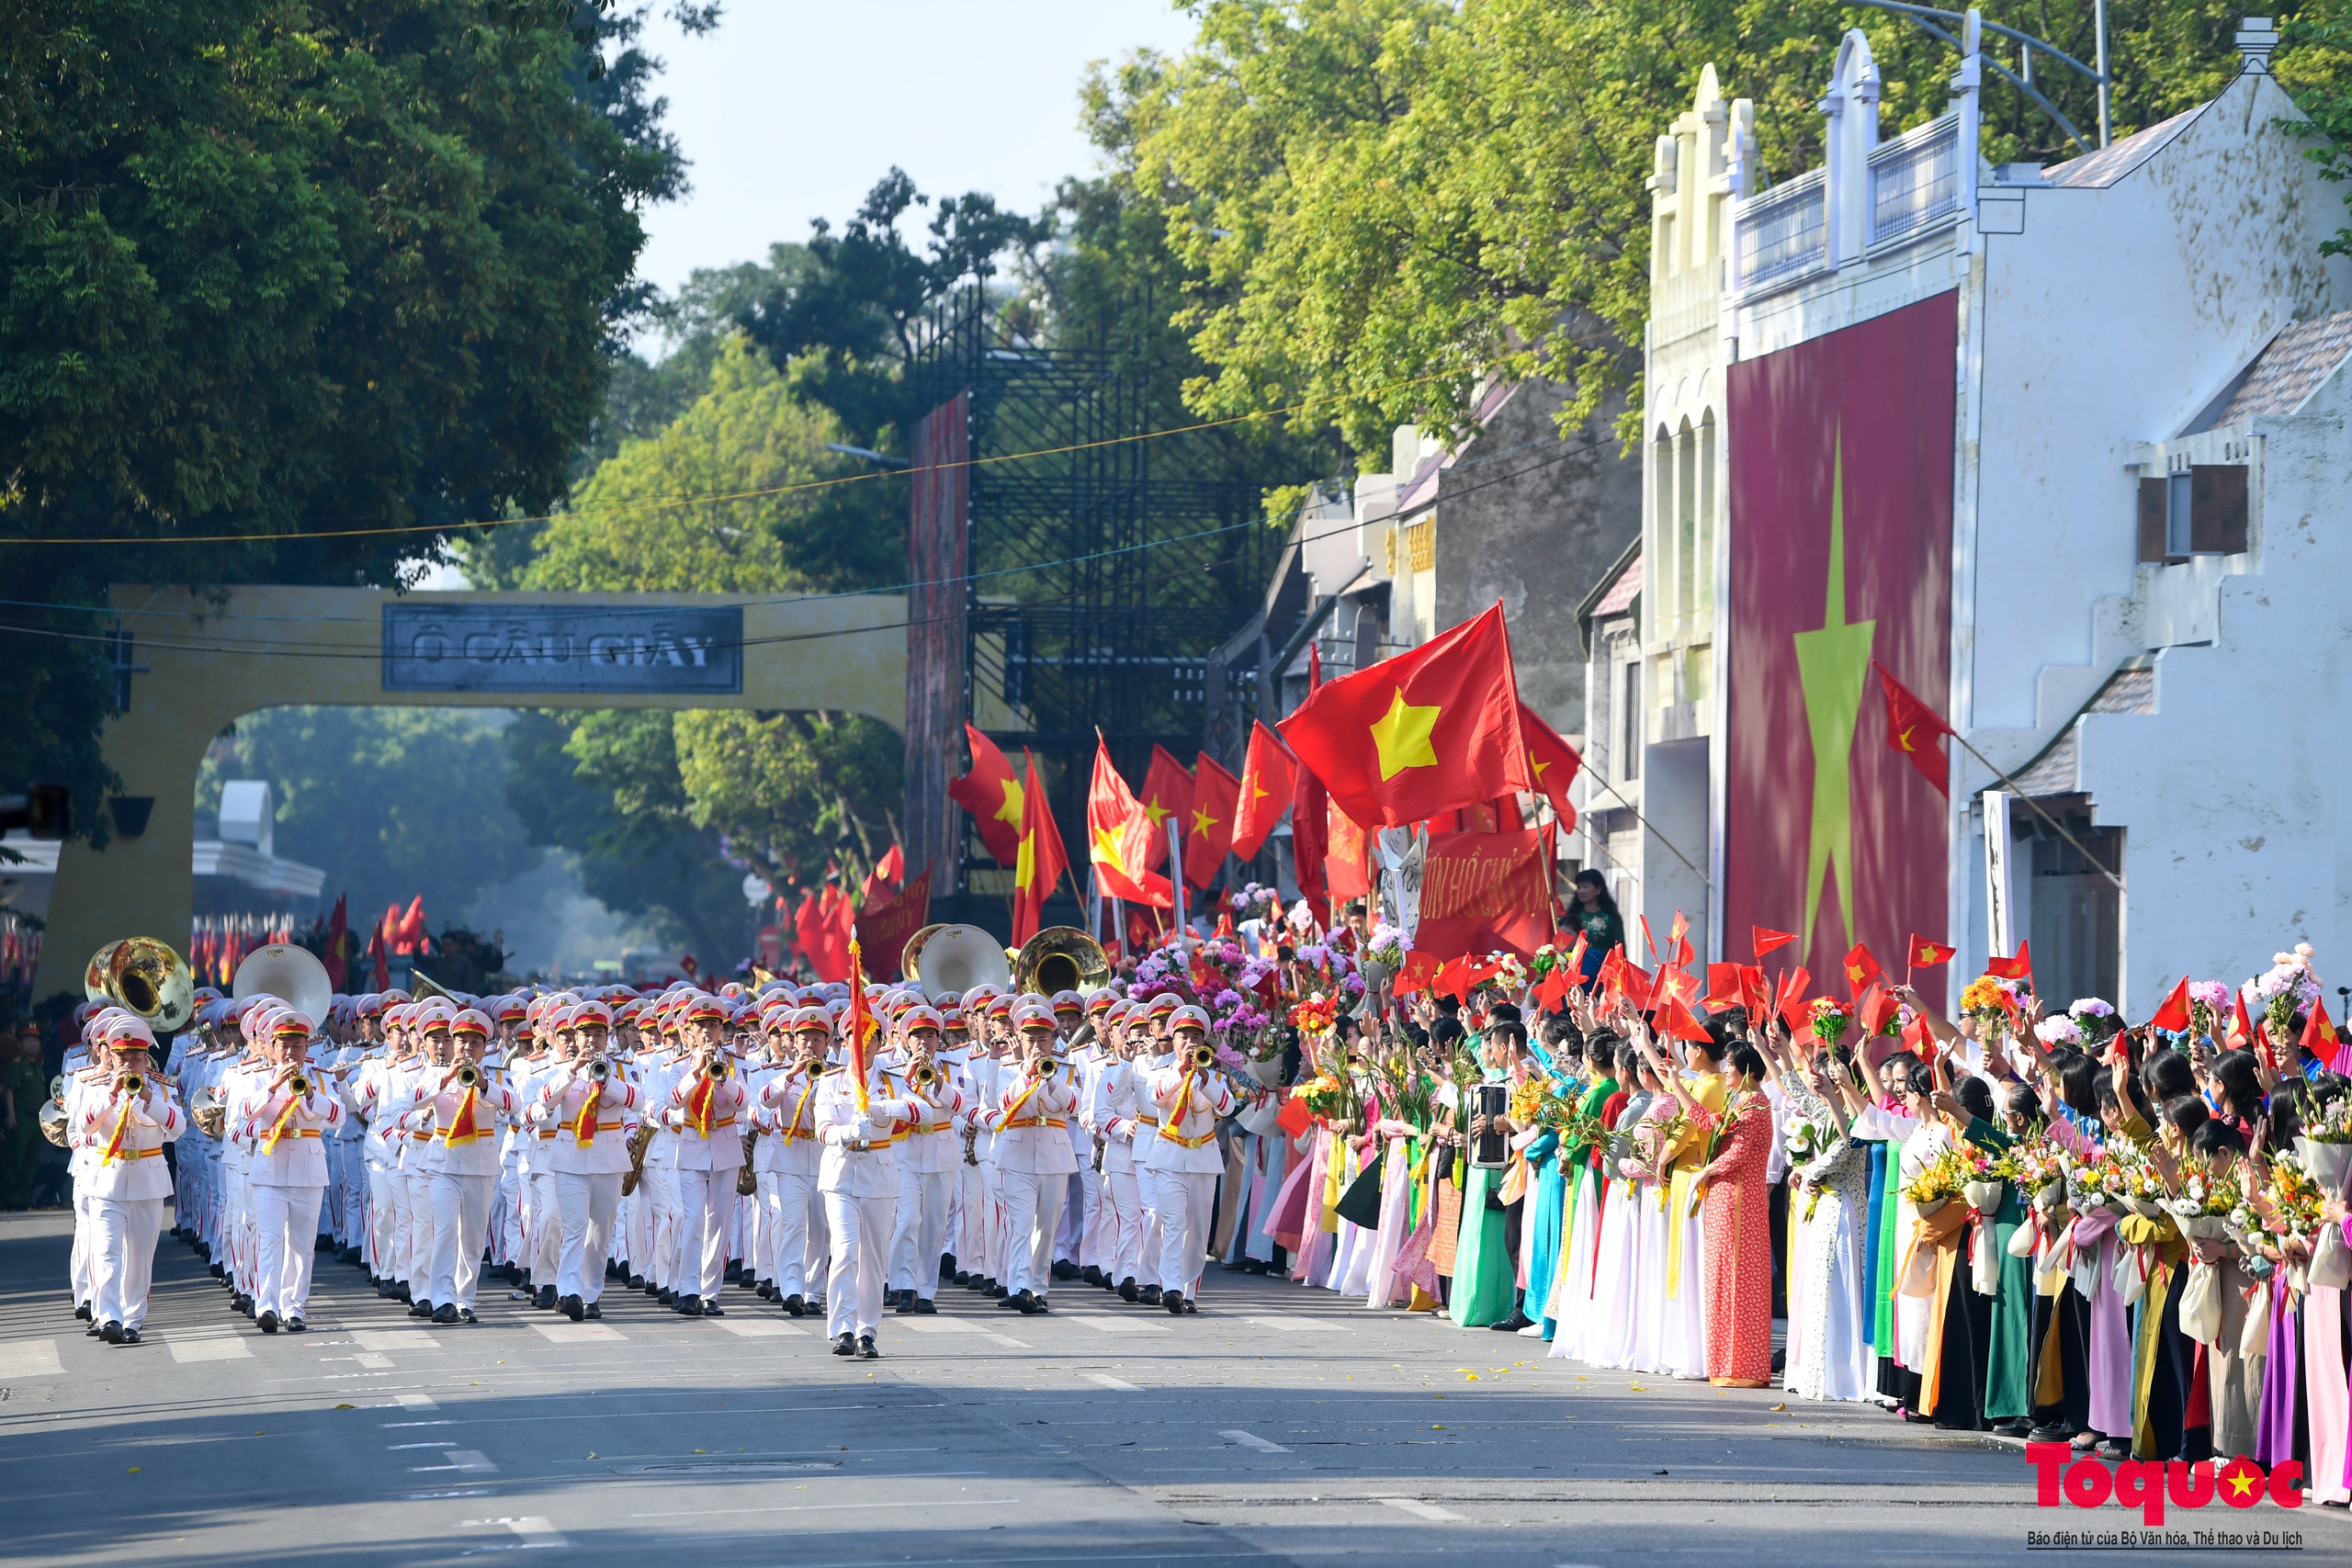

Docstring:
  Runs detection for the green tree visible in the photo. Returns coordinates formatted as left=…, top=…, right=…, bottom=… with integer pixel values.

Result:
left=0, top=0, right=695, bottom=834
left=195, top=707, right=540, bottom=928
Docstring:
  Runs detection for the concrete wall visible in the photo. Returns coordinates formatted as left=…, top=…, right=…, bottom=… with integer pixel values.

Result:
left=1432, top=378, right=1642, bottom=733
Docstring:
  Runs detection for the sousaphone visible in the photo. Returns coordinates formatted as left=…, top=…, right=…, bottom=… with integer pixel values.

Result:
left=232, top=942, right=334, bottom=1032
left=85, top=936, right=197, bottom=1035
left=904, top=923, right=1012, bottom=1001
left=1013, top=926, right=1111, bottom=998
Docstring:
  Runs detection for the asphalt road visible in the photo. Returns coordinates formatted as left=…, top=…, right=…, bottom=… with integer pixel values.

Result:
left=0, top=1209, right=2335, bottom=1566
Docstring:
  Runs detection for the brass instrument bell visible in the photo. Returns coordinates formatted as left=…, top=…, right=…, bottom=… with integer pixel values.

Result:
left=455, top=1063, right=481, bottom=1089
left=86, top=935, right=198, bottom=1035
left=1013, top=926, right=1111, bottom=998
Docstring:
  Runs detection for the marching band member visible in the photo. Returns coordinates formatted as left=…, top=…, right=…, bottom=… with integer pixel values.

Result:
left=751, top=1009, right=830, bottom=1316
left=814, top=1013, right=912, bottom=1358
left=538, top=999, right=638, bottom=1321
left=240, top=1008, right=344, bottom=1334
left=78, top=1017, right=183, bottom=1345
left=64, top=1008, right=115, bottom=1325
left=984, top=998, right=1080, bottom=1315
left=512, top=1000, right=566, bottom=1308
left=1138, top=1003, right=1236, bottom=1314
left=1085, top=999, right=1148, bottom=1301
left=347, top=998, right=406, bottom=1294
left=1072, top=988, right=1120, bottom=1285
left=666, top=995, right=747, bottom=1316
left=888, top=1005, right=962, bottom=1314
left=638, top=998, right=688, bottom=1307
left=404, top=1007, right=517, bottom=1325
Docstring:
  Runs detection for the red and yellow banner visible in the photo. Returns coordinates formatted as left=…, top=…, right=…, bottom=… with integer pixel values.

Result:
left=1413, top=829, right=1554, bottom=962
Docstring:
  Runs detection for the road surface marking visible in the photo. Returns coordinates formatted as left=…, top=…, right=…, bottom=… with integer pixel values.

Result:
left=1063, top=1315, right=1172, bottom=1334
left=397, top=1393, right=440, bottom=1410
left=1245, top=1316, right=1351, bottom=1332
left=526, top=1322, right=624, bottom=1343
left=0, top=1339, right=62, bottom=1378
left=1377, top=1498, right=1465, bottom=1521
left=1220, top=1428, right=1290, bottom=1453
left=1080, top=1371, right=1142, bottom=1391
left=352, top=1330, right=437, bottom=1352
left=162, top=1332, right=252, bottom=1363
left=707, top=1319, right=805, bottom=1337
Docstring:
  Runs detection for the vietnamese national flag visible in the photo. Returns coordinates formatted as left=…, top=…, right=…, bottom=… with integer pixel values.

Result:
left=1842, top=942, right=1883, bottom=997
left=1655, top=965, right=1699, bottom=1012
left=1137, top=747, right=1195, bottom=872
left=1394, top=948, right=1442, bottom=997
left=1704, top=963, right=1746, bottom=1010
left=844, top=940, right=879, bottom=1111
left=1774, top=965, right=1814, bottom=1028
left=1518, top=702, right=1582, bottom=829
left=2149, top=976, right=2192, bottom=1033
left=1324, top=795, right=1374, bottom=905
left=946, top=724, right=1025, bottom=868
left=1857, top=983, right=1900, bottom=1038
left=1873, top=659, right=1955, bottom=795
left=1012, top=750, right=1069, bottom=945
left=1907, top=934, right=1957, bottom=969
left=2302, top=998, right=2350, bottom=1076
left=1278, top=602, right=1529, bottom=828
left=1753, top=926, right=1797, bottom=960
left=396, top=895, right=427, bottom=953
left=1658, top=996, right=1713, bottom=1043
left=323, top=895, right=348, bottom=989
left=1229, top=721, right=1295, bottom=862
left=1667, top=909, right=1694, bottom=969
left=1534, top=965, right=1576, bottom=1012
left=1986, top=942, right=2033, bottom=984
left=1087, top=741, right=1173, bottom=908
left=1184, top=753, right=1240, bottom=888
left=2228, top=987, right=2256, bottom=1049
left=1291, top=647, right=1330, bottom=925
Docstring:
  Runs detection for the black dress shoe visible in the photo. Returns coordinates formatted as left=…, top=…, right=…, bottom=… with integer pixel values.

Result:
left=209, top=1263, right=227, bottom=1280
left=431, top=1303, right=458, bottom=1325
left=1081, top=1265, right=1105, bottom=1286
left=1992, top=1418, right=2033, bottom=1438
left=535, top=1284, right=557, bottom=1310
left=561, top=1294, right=585, bottom=1322
left=2029, top=1420, right=2075, bottom=1444
left=856, top=1334, right=879, bottom=1359
left=659, top=1288, right=678, bottom=1307
left=913, top=1297, right=936, bottom=1314
left=832, top=1332, right=857, bottom=1357
left=702, top=1303, right=725, bottom=1317
left=1007, top=1289, right=1039, bottom=1314
left=459, top=1306, right=477, bottom=1323
left=287, top=1317, right=305, bottom=1334
left=100, top=1319, right=125, bottom=1344
left=756, top=1280, right=775, bottom=1300
left=1138, top=1284, right=1162, bottom=1305
left=1118, top=1279, right=1140, bottom=1303
left=395, top=1282, right=413, bottom=1303
left=119, top=1327, right=141, bottom=1345
left=1163, top=1291, right=1185, bottom=1314
left=409, top=1299, right=433, bottom=1318
left=583, top=1303, right=603, bottom=1320
left=74, top=1303, right=92, bottom=1323
left=628, top=1274, right=646, bottom=1291
left=782, top=1294, right=806, bottom=1317
left=257, top=1311, right=280, bottom=1335
left=895, top=1292, right=917, bottom=1315
left=724, top=1262, right=742, bottom=1283
left=1488, top=1312, right=1534, bottom=1332
left=1050, top=1258, right=1078, bottom=1281
left=676, top=1294, right=703, bottom=1316
left=1243, top=1258, right=1269, bottom=1275
left=938, top=1253, right=956, bottom=1280
left=952, top=1270, right=972, bottom=1287
left=85, top=1321, right=102, bottom=1337
left=988, top=1282, right=1008, bottom=1300
left=1181, top=1297, right=1197, bottom=1314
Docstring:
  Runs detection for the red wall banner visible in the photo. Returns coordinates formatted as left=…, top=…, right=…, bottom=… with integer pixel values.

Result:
left=1415, top=829, right=1554, bottom=961
left=1724, top=291, right=1956, bottom=1006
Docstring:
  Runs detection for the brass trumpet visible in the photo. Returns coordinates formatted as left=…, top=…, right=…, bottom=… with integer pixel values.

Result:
left=120, top=1073, right=145, bottom=1097
left=289, top=1073, right=311, bottom=1096
left=910, top=1060, right=939, bottom=1089
left=455, top=1063, right=481, bottom=1089
left=587, top=1057, right=611, bottom=1082
left=708, top=1055, right=731, bottom=1081
left=1186, top=1041, right=1218, bottom=1071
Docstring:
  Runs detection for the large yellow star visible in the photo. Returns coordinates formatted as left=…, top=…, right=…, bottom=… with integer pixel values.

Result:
left=1368, top=688, right=1441, bottom=781
left=1141, top=797, right=1171, bottom=828
left=1014, top=829, right=1036, bottom=893
left=1528, top=749, right=1550, bottom=780
left=994, top=773, right=1024, bottom=828
left=1091, top=825, right=1131, bottom=878
left=1190, top=804, right=1220, bottom=836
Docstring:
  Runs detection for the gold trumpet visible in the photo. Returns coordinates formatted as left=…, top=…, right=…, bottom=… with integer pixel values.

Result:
left=455, top=1063, right=481, bottom=1089
left=120, top=1073, right=146, bottom=1097
left=1185, top=1041, right=1218, bottom=1071
left=910, top=1060, right=939, bottom=1089
left=289, top=1073, right=311, bottom=1096
left=708, top=1055, right=731, bottom=1081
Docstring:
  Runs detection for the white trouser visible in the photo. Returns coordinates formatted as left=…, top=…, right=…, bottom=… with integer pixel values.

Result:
left=804, top=1184, right=831, bottom=1303
left=1055, top=1168, right=1097, bottom=1264
left=253, top=1182, right=325, bottom=1320
left=996, top=1169, right=1068, bottom=1298
left=92, top=1195, right=165, bottom=1329
left=822, top=1190, right=894, bottom=1338
left=426, top=1171, right=496, bottom=1310
left=642, top=1164, right=682, bottom=1289
left=889, top=1168, right=955, bottom=1295
left=365, top=1162, right=397, bottom=1276
left=401, top=1166, right=434, bottom=1288
left=554, top=1171, right=621, bottom=1303
left=757, top=1170, right=820, bottom=1298
left=1143, top=1167, right=1216, bottom=1298
left=1103, top=1164, right=1144, bottom=1285
left=71, top=1183, right=96, bottom=1305
left=674, top=1168, right=735, bottom=1299
left=618, top=1189, right=643, bottom=1277
left=528, top=1168, right=564, bottom=1284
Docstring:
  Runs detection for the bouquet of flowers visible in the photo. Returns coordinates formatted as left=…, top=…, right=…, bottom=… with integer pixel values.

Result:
left=1808, top=997, right=1851, bottom=1051
left=1960, top=976, right=2021, bottom=1043
left=1527, top=942, right=1564, bottom=980
left=1627, top=1111, right=1686, bottom=1184
left=2114, top=1145, right=2173, bottom=1219
left=1365, top=922, right=1409, bottom=972
left=2295, top=1091, right=2352, bottom=1194
left=2187, top=980, right=2233, bottom=1042
left=1481, top=953, right=1529, bottom=998
left=1787, top=1118, right=1832, bottom=1217
left=1956, top=1141, right=2007, bottom=1216
left=2165, top=1155, right=2242, bottom=1247
left=2254, top=1150, right=2325, bottom=1245
left=2034, top=1015, right=2082, bottom=1047
left=1904, top=1145, right=1972, bottom=1213
left=1294, top=1068, right=1352, bottom=1122
left=1992, top=1134, right=2070, bottom=1209
left=2249, top=944, right=2322, bottom=1045
left=2067, top=998, right=2120, bottom=1044
left=2066, top=1145, right=2131, bottom=1214
left=1288, top=991, right=1339, bottom=1040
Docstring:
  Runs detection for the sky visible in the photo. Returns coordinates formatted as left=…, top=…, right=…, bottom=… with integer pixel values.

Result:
left=631, top=0, right=1205, bottom=300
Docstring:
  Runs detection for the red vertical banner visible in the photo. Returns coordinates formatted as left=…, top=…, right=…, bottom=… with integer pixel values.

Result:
left=1724, top=290, right=1956, bottom=1010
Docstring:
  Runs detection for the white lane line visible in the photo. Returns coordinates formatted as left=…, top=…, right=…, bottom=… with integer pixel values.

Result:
left=356, top=1353, right=394, bottom=1369
left=1061, top=1315, right=1172, bottom=1334
left=1245, top=1315, right=1351, bottom=1332
left=462, top=1517, right=568, bottom=1550
left=163, top=1334, right=253, bottom=1363
left=631, top=1497, right=1019, bottom=1520
left=1080, top=1372, right=1142, bottom=1391
left=897, top=1320, right=1028, bottom=1348
left=414, top=1450, right=498, bottom=1473
left=1376, top=1498, right=1465, bottom=1522
left=397, top=1393, right=440, bottom=1410
left=1219, top=1428, right=1290, bottom=1453
left=526, top=1322, right=623, bottom=1343
left=0, top=1339, right=62, bottom=1379
left=352, top=1330, right=437, bottom=1351
left=707, top=1319, right=806, bottom=1337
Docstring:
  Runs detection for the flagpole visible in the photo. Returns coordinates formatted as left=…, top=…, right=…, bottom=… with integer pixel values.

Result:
left=1949, top=732, right=2126, bottom=893
left=1169, top=818, right=1187, bottom=938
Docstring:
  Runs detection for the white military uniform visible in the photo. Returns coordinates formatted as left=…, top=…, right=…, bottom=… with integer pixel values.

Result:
left=814, top=1065, right=911, bottom=1341
left=537, top=1060, right=639, bottom=1308
left=752, top=1055, right=828, bottom=1307
left=78, top=1074, right=184, bottom=1333
left=241, top=1067, right=345, bottom=1324
left=983, top=1053, right=1080, bottom=1303
left=1138, top=1052, right=1236, bottom=1304
left=665, top=1059, right=747, bottom=1305
left=887, top=1062, right=964, bottom=1303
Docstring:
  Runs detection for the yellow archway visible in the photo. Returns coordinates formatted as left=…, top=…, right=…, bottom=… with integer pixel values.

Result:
left=35, top=583, right=908, bottom=998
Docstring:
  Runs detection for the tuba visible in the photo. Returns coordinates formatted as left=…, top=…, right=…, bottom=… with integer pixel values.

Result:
left=192, top=1084, right=229, bottom=1138
left=905, top=924, right=1012, bottom=1000
left=1014, top=926, right=1111, bottom=998
left=232, top=942, right=334, bottom=1033
left=86, top=937, right=197, bottom=1035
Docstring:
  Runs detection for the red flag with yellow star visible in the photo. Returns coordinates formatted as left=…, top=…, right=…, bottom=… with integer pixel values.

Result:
left=945, top=723, right=1024, bottom=867
left=1012, top=750, right=1067, bottom=946
left=2302, top=998, right=2348, bottom=1076
left=1086, top=740, right=1172, bottom=908
left=1872, top=660, right=1954, bottom=795
left=1517, top=702, right=1582, bottom=829
left=1137, top=746, right=1194, bottom=872
left=1229, top=721, right=1295, bottom=862
left=1841, top=941, right=1883, bottom=997
left=1278, top=602, right=1529, bottom=828
left=1184, top=753, right=1239, bottom=889
left=1907, top=934, right=1957, bottom=969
